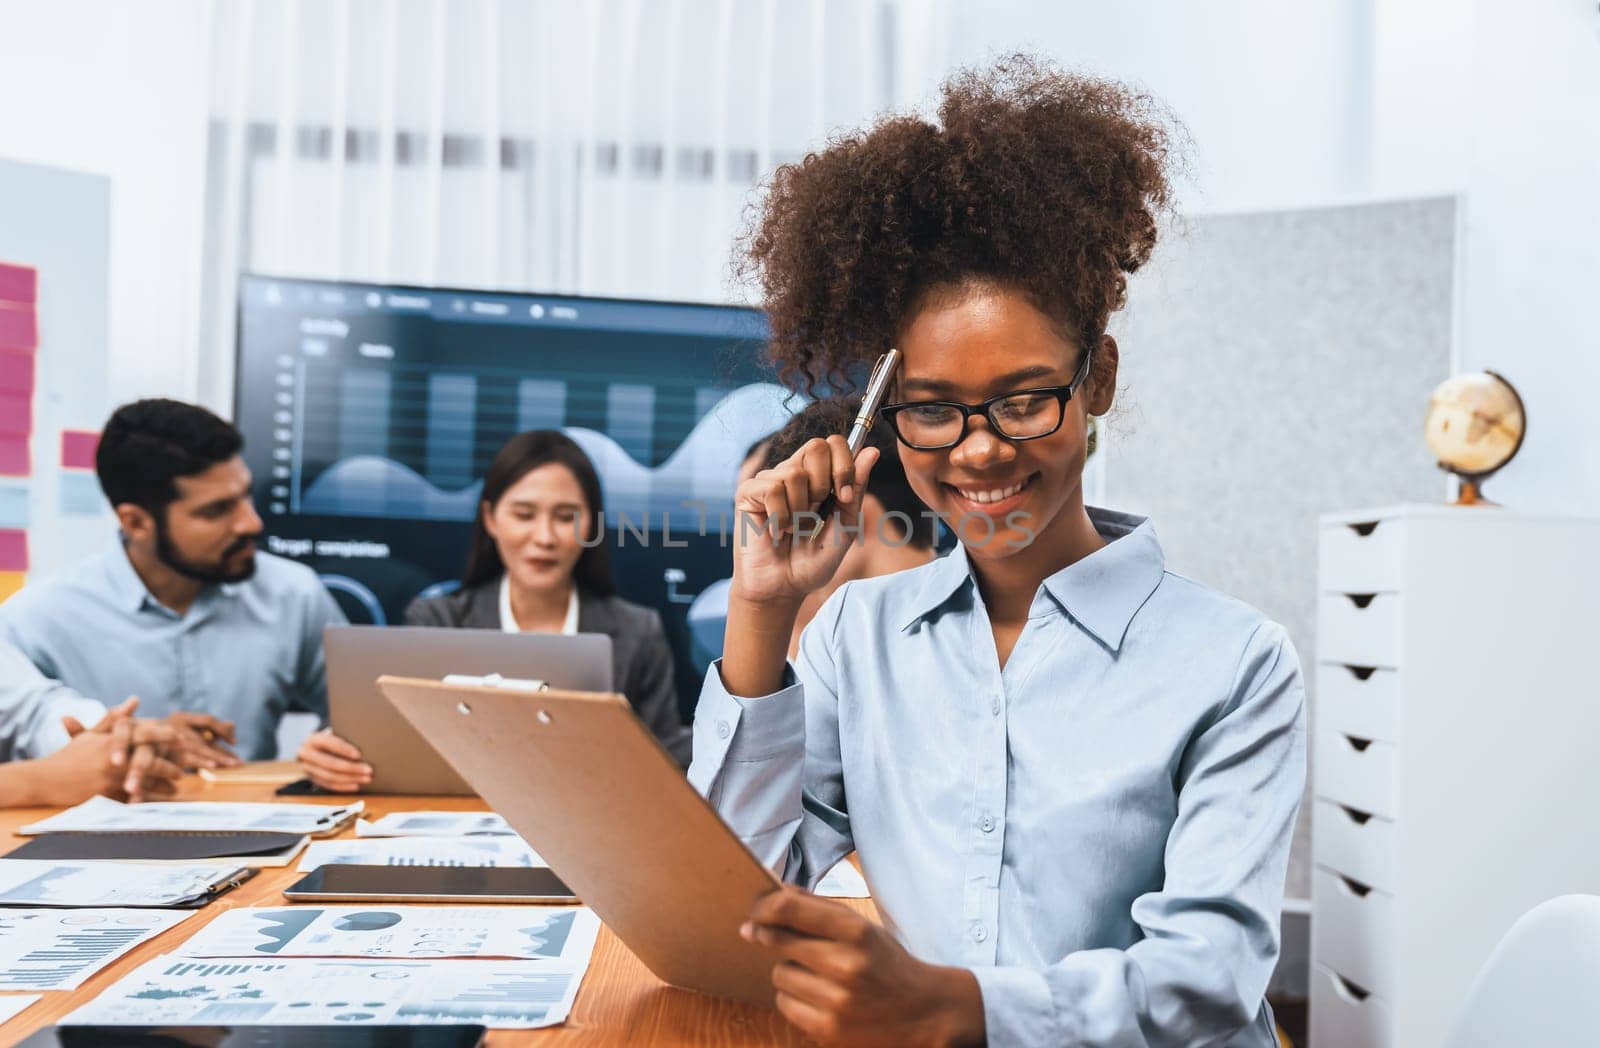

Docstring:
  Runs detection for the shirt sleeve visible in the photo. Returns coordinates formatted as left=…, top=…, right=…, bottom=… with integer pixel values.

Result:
left=971, top=621, right=1307, bottom=1048
left=0, top=640, right=105, bottom=759
left=291, top=581, right=348, bottom=719
left=687, top=587, right=854, bottom=887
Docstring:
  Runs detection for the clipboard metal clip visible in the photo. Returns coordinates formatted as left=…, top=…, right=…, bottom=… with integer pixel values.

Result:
left=441, top=673, right=550, bottom=693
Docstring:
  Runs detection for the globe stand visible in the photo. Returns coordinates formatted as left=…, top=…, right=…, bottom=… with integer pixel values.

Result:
left=1448, top=473, right=1496, bottom=507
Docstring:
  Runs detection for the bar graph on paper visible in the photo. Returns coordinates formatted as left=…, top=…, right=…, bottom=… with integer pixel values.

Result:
left=0, top=909, right=193, bottom=991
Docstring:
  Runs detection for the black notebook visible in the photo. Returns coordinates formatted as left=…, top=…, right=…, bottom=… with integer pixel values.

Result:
left=5, top=831, right=306, bottom=864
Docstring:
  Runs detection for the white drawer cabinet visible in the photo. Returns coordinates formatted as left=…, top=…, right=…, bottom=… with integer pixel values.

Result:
left=1318, top=517, right=1403, bottom=593
left=1313, top=798, right=1396, bottom=893
left=1314, top=729, right=1398, bottom=819
left=1315, top=664, right=1403, bottom=742
left=1312, top=866, right=1397, bottom=996
left=1311, top=505, right=1600, bottom=1048
left=1311, top=964, right=1393, bottom=1048
left=1316, top=592, right=1403, bottom=668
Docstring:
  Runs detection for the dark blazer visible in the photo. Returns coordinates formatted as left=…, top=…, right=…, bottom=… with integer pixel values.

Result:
left=404, top=580, right=691, bottom=767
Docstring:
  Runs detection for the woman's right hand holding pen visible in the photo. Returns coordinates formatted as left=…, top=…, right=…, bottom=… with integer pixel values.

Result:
left=722, top=435, right=878, bottom=698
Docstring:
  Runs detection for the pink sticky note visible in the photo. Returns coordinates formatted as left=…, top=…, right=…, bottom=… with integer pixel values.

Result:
left=0, top=351, right=33, bottom=394
left=0, top=435, right=28, bottom=477
left=0, top=263, right=36, bottom=306
left=61, top=429, right=99, bottom=470
left=0, top=304, right=37, bottom=351
left=0, top=529, right=26, bottom=572
left=0, top=392, right=30, bottom=436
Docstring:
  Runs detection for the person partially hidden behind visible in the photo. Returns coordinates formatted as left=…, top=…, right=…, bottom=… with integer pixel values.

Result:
left=0, top=639, right=183, bottom=806
left=691, top=56, right=1306, bottom=1046
left=298, top=430, right=691, bottom=790
left=760, top=398, right=939, bottom=658
left=0, top=399, right=347, bottom=769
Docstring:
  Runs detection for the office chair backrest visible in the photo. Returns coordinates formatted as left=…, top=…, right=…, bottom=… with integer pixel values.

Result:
left=1445, top=894, right=1600, bottom=1048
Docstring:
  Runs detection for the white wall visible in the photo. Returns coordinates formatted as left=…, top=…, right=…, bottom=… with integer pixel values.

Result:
left=0, top=0, right=211, bottom=406
left=939, top=0, right=1377, bottom=214
left=1365, top=0, right=1600, bottom=512
left=937, top=0, right=1600, bottom=515
left=1450, top=1, right=1600, bottom=512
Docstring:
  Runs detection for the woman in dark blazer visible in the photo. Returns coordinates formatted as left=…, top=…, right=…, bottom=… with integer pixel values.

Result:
left=297, top=431, right=689, bottom=790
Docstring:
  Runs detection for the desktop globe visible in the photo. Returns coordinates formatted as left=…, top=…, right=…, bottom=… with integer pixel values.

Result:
left=1423, top=369, right=1525, bottom=505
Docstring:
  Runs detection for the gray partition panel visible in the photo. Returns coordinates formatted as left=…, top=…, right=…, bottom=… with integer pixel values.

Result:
left=1104, top=197, right=1456, bottom=900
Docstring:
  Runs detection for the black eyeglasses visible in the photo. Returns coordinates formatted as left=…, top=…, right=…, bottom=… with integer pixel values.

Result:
left=879, top=348, right=1093, bottom=451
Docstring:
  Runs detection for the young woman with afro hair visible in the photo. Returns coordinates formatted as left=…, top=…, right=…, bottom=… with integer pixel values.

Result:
left=689, top=55, right=1306, bottom=1047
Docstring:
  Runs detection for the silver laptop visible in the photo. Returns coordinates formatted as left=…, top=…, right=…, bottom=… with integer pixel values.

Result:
left=325, top=625, right=614, bottom=794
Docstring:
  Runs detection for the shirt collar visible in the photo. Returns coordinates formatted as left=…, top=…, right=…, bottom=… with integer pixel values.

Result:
left=1038, top=507, right=1166, bottom=651
left=898, top=507, right=1166, bottom=652
left=104, top=539, right=162, bottom=614
left=898, top=541, right=979, bottom=632
left=499, top=575, right=580, bottom=636
left=103, top=538, right=239, bottom=617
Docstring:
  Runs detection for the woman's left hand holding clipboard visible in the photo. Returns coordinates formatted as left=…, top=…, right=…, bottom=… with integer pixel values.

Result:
left=741, top=886, right=986, bottom=1047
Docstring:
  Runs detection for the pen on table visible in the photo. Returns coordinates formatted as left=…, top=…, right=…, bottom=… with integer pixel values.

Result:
left=812, top=348, right=901, bottom=525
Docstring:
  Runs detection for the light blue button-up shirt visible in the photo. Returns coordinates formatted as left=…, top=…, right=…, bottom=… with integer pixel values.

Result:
left=690, top=508, right=1306, bottom=1047
left=0, top=542, right=346, bottom=759
left=0, top=639, right=94, bottom=762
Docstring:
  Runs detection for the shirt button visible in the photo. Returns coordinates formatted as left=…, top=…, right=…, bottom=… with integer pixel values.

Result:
left=970, top=923, right=988, bottom=943
left=990, top=696, right=1002, bottom=716
left=979, top=815, right=995, bottom=833
left=716, top=720, right=731, bottom=740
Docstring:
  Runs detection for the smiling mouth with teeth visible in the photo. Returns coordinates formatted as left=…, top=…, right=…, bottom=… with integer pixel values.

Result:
left=948, top=473, right=1037, bottom=505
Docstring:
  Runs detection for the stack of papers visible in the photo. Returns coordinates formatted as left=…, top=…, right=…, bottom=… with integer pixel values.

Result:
left=22, top=797, right=363, bottom=837
left=358, top=809, right=868, bottom=894
left=299, top=835, right=542, bottom=872
left=0, top=861, right=248, bottom=908
left=0, top=909, right=193, bottom=990
left=64, top=958, right=590, bottom=1029
left=5, top=830, right=308, bottom=868
left=176, top=905, right=596, bottom=961
left=356, top=811, right=515, bottom=837
left=63, top=907, right=602, bottom=1030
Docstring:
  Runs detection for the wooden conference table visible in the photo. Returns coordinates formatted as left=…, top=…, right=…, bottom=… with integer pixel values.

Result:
left=0, top=772, right=871, bottom=1046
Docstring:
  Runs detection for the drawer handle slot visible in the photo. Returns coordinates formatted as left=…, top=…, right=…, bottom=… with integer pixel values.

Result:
left=1338, top=804, right=1373, bottom=825
left=1343, top=734, right=1374, bottom=753
left=1347, top=522, right=1380, bottom=537
left=1344, top=664, right=1378, bottom=681
left=1338, top=874, right=1374, bottom=897
left=1345, top=593, right=1377, bottom=609
left=1333, top=973, right=1372, bottom=1003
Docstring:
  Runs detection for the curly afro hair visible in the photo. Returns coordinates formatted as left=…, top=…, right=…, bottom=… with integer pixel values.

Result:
left=739, top=53, right=1179, bottom=397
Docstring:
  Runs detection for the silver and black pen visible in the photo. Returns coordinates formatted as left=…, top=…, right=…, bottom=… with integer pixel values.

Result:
left=812, top=348, right=902, bottom=523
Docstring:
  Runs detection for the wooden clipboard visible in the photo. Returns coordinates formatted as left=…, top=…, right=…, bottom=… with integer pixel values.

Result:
left=376, top=675, right=783, bottom=1006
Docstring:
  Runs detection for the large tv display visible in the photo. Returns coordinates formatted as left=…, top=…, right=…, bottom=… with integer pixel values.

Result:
left=234, top=275, right=793, bottom=716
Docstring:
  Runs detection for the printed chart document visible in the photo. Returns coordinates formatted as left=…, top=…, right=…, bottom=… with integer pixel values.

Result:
left=22, top=796, right=363, bottom=837
left=0, top=994, right=42, bottom=1025
left=177, top=906, right=599, bottom=962
left=65, top=955, right=595, bottom=1029
left=356, top=811, right=514, bottom=838
left=0, top=909, right=194, bottom=990
left=815, top=861, right=870, bottom=898
left=0, top=861, right=246, bottom=908
left=299, top=836, right=543, bottom=872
